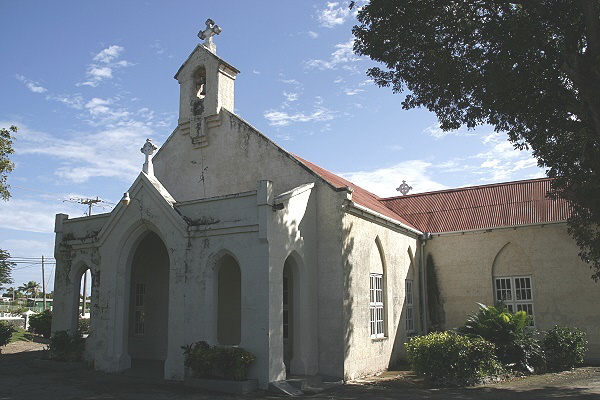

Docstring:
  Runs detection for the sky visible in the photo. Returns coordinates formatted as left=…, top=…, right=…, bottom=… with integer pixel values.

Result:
left=0, top=1, right=545, bottom=291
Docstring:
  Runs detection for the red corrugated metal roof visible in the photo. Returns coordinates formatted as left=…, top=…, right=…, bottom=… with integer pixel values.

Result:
left=380, top=178, right=571, bottom=233
left=292, top=155, right=418, bottom=229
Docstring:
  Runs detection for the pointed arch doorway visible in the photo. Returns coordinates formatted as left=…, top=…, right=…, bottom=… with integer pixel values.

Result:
left=127, top=231, right=170, bottom=368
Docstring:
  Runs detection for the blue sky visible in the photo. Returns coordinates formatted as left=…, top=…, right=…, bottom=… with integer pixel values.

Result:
left=0, top=1, right=544, bottom=290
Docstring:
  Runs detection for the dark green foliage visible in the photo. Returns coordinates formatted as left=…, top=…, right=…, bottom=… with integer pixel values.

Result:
left=0, top=126, right=16, bottom=201
left=49, top=330, right=85, bottom=361
left=405, top=331, right=502, bottom=386
left=181, top=341, right=256, bottom=381
left=0, top=126, right=16, bottom=291
left=0, top=249, right=15, bottom=289
left=458, top=304, right=545, bottom=373
left=18, top=281, right=40, bottom=298
left=0, top=321, right=16, bottom=349
left=182, top=341, right=212, bottom=377
left=78, top=318, right=90, bottom=336
left=352, top=1, right=600, bottom=280
left=426, top=254, right=444, bottom=331
left=543, top=325, right=588, bottom=370
left=29, top=309, right=52, bottom=338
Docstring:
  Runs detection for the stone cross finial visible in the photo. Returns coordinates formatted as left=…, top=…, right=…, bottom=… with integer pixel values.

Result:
left=198, top=19, right=222, bottom=52
left=396, top=180, right=413, bottom=196
left=141, top=138, right=158, bottom=176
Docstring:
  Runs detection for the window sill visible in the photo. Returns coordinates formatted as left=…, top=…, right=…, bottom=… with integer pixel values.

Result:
left=370, top=336, right=388, bottom=342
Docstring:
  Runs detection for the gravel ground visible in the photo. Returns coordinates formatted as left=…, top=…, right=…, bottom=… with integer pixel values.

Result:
left=1, top=341, right=599, bottom=399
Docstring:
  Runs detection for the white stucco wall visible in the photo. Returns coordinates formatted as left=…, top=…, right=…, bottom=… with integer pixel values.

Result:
left=341, top=211, right=420, bottom=380
left=426, top=223, right=600, bottom=362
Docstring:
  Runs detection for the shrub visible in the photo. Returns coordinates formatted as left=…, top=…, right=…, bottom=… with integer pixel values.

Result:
left=405, top=331, right=502, bottom=386
left=78, top=318, right=90, bottom=335
left=212, top=346, right=257, bottom=381
left=182, top=341, right=212, bottom=378
left=0, top=321, right=16, bottom=350
left=543, top=325, right=587, bottom=371
left=49, top=330, right=85, bottom=361
left=458, top=303, right=545, bottom=373
left=181, top=341, right=256, bottom=381
left=28, top=309, right=52, bottom=338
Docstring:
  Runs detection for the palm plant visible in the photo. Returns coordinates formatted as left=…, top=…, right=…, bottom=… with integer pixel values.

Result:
left=18, top=281, right=40, bottom=299
left=458, top=303, right=544, bottom=373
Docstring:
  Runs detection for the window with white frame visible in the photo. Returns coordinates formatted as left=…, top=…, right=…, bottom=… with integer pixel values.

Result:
left=134, top=283, right=146, bottom=336
left=494, top=276, right=535, bottom=326
left=369, top=273, right=384, bottom=338
left=405, top=279, right=414, bottom=332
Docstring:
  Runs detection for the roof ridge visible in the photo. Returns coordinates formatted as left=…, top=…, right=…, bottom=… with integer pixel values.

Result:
left=381, top=177, right=553, bottom=202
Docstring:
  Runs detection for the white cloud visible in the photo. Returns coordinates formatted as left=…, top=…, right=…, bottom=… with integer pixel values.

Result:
left=85, top=98, right=111, bottom=115
left=19, top=123, right=153, bottom=183
left=46, top=94, right=84, bottom=109
left=280, top=78, right=301, bottom=86
left=253, top=70, right=261, bottom=75
left=93, top=45, right=124, bottom=63
left=283, top=91, right=299, bottom=102
left=432, top=131, right=544, bottom=184
left=423, top=123, right=465, bottom=139
left=305, top=39, right=360, bottom=70
left=339, top=160, right=448, bottom=197
left=264, top=108, right=335, bottom=127
left=15, top=74, right=47, bottom=93
left=316, top=2, right=351, bottom=28
left=344, top=88, right=364, bottom=96
left=308, top=31, right=319, bottom=39
left=0, top=199, right=61, bottom=233
left=150, top=40, right=167, bottom=56
left=78, top=45, right=132, bottom=87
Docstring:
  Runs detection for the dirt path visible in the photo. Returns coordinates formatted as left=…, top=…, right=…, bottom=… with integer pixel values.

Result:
left=1, top=342, right=599, bottom=399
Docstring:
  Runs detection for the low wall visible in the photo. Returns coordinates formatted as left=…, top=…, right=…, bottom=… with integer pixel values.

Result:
left=0, top=317, right=25, bottom=330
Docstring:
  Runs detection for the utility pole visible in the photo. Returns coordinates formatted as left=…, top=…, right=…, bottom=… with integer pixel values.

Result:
left=41, top=256, right=46, bottom=311
left=80, top=197, right=102, bottom=216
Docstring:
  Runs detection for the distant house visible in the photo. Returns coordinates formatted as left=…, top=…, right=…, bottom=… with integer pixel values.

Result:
left=27, top=298, right=54, bottom=310
left=51, top=30, right=600, bottom=389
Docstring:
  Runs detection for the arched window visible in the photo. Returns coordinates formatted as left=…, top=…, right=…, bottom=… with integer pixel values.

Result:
left=217, top=254, right=241, bottom=345
left=369, top=238, right=386, bottom=338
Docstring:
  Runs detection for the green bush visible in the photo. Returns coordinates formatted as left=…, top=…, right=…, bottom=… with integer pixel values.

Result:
left=543, top=325, right=587, bottom=371
left=458, top=303, right=545, bottom=373
left=78, top=318, right=90, bottom=335
left=212, top=346, right=257, bottom=380
left=0, top=321, right=16, bottom=349
left=182, top=341, right=212, bottom=378
left=49, top=330, right=85, bottom=361
left=28, top=309, right=52, bottom=338
left=405, top=331, right=502, bottom=386
left=181, top=341, right=256, bottom=381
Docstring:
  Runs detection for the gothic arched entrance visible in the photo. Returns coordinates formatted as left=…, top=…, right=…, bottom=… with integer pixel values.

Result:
left=127, top=231, right=170, bottom=363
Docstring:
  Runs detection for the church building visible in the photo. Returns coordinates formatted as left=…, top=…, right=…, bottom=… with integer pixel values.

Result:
left=51, top=23, right=600, bottom=389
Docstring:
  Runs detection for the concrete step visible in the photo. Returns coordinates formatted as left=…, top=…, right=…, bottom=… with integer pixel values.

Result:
left=268, top=380, right=304, bottom=396
left=270, top=375, right=343, bottom=396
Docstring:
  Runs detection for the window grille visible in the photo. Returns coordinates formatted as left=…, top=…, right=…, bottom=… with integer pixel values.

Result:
left=494, top=276, right=534, bottom=326
left=405, top=279, right=414, bottom=332
left=369, top=273, right=384, bottom=338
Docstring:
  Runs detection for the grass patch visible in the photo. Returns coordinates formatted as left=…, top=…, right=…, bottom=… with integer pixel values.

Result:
left=10, top=327, right=33, bottom=343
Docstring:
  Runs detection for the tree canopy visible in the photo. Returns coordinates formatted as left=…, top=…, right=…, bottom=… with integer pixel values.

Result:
left=352, top=0, right=600, bottom=280
left=0, top=126, right=16, bottom=288
left=0, top=125, right=16, bottom=201
left=18, top=281, right=40, bottom=299
left=0, top=250, right=14, bottom=289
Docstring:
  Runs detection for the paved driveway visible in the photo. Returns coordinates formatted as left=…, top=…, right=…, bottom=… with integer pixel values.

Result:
left=1, top=343, right=599, bottom=399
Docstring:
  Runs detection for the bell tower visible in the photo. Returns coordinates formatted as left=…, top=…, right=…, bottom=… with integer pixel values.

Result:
left=174, top=19, right=239, bottom=148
